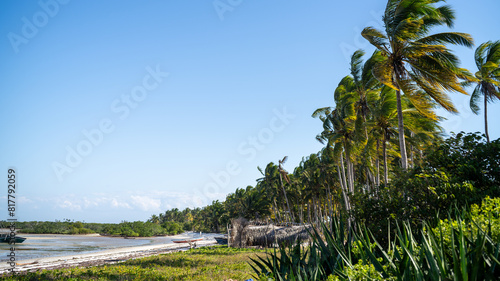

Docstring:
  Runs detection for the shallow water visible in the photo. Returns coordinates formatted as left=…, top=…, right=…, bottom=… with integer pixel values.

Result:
left=1, top=232, right=211, bottom=262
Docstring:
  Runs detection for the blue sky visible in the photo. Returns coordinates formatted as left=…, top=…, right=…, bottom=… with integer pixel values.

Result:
left=1, top=0, right=499, bottom=223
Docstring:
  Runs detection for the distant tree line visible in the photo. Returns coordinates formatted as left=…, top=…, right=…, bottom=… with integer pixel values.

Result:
left=10, top=219, right=178, bottom=237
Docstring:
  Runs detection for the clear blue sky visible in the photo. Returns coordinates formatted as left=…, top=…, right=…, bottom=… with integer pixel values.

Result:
left=1, top=0, right=499, bottom=223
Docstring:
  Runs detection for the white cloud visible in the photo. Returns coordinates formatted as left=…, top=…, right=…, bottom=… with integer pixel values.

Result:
left=111, top=198, right=131, bottom=209
left=10, top=190, right=207, bottom=222
left=130, top=195, right=161, bottom=212
left=18, top=196, right=34, bottom=204
left=59, top=200, right=82, bottom=211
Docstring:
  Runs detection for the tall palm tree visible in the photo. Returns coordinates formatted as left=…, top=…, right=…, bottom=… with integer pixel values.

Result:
left=338, top=50, right=383, bottom=188
left=277, top=156, right=294, bottom=223
left=313, top=96, right=357, bottom=230
left=361, top=0, right=474, bottom=169
left=257, top=163, right=289, bottom=223
left=367, top=86, right=399, bottom=185
left=470, top=41, right=500, bottom=143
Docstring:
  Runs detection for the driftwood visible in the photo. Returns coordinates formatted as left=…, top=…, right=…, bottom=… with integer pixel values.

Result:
left=230, top=218, right=311, bottom=248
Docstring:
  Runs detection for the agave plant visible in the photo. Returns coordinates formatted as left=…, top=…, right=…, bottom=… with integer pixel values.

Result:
left=251, top=213, right=500, bottom=280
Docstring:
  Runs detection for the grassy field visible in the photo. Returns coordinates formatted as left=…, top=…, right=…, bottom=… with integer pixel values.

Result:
left=3, top=246, right=267, bottom=281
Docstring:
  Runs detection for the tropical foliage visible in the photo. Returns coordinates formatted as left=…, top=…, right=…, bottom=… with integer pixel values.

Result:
left=361, top=0, right=474, bottom=170
left=469, top=40, right=500, bottom=143
left=252, top=206, right=500, bottom=280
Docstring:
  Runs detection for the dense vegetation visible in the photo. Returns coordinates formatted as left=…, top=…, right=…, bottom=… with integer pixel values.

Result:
left=3, top=246, right=265, bottom=280
left=12, top=220, right=180, bottom=237
left=252, top=197, right=500, bottom=280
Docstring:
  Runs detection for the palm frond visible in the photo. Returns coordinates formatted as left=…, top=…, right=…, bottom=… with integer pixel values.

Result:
left=361, top=27, right=390, bottom=54
left=417, top=32, right=474, bottom=48
left=469, top=85, right=482, bottom=115
left=372, top=60, right=398, bottom=90
left=350, top=49, right=366, bottom=84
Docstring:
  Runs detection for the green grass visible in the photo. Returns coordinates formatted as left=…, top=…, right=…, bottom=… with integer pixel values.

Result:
left=2, top=246, right=266, bottom=281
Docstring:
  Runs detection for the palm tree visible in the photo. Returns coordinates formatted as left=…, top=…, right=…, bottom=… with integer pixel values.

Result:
left=470, top=41, right=500, bottom=143
left=313, top=95, right=357, bottom=230
left=361, top=0, right=474, bottom=169
left=367, top=86, right=399, bottom=185
left=148, top=214, right=160, bottom=224
left=338, top=50, right=383, bottom=188
left=278, top=156, right=294, bottom=223
left=257, top=163, right=287, bottom=223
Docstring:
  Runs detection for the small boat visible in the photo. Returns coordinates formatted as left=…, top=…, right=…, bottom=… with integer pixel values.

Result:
left=0, top=233, right=26, bottom=243
left=214, top=236, right=228, bottom=245
left=172, top=237, right=204, bottom=243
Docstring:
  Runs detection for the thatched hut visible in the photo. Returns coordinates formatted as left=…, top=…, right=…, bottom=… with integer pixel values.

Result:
left=229, top=218, right=311, bottom=248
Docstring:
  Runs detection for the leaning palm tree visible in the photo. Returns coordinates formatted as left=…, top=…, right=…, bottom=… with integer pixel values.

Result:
left=278, top=156, right=294, bottom=223
left=361, top=0, right=474, bottom=169
left=469, top=41, right=500, bottom=143
left=367, top=86, right=399, bottom=185
left=338, top=50, right=383, bottom=188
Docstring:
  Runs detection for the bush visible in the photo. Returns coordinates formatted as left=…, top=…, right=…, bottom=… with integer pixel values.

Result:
left=162, top=221, right=184, bottom=235
left=252, top=216, right=500, bottom=280
left=351, top=170, right=474, bottom=244
left=351, top=132, right=500, bottom=244
left=433, top=196, right=500, bottom=248
left=424, top=132, right=500, bottom=201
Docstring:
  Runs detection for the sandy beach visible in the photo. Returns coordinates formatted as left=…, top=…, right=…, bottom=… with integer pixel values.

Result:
left=0, top=234, right=217, bottom=274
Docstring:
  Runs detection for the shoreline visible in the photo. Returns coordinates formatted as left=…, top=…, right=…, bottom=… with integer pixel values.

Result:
left=0, top=235, right=217, bottom=275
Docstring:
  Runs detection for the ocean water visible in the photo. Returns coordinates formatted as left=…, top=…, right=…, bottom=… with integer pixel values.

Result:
left=1, top=232, right=211, bottom=262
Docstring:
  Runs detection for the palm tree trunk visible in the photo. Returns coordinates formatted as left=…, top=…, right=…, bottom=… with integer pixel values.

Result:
left=307, top=200, right=312, bottom=224
left=337, top=163, right=352, bottom=233
left=376, top=139, right=381, bottom=186
left=383, top=135, right=388, bottom=186
left=340, top=151, right=349, bottom=193
left=337, top=164, right=350, bottom=211
left=347, top=159, right=354, bottom=194
left=312, top=196, right=318, bottom=225
left=273, top=199, right=281, bottom=223
left=278, top=173, right=293, bottom=223
left=396, top=90, right=409, bottom=170
left=485, top=95, right=490, bottom=143
left=299, top=203, right=304, bottom=224
left=410, top=148, right=414, bottom=169
left=409, top=133, right=415, bottom=168
left=317, top=193, right=324, bottom=224
left=363, top=115, right=375, bottom=191
left=326, top=182, right=334, bottom=230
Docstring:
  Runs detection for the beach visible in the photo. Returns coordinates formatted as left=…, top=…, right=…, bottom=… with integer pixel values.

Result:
left=0, top=233, right=217, bottom=274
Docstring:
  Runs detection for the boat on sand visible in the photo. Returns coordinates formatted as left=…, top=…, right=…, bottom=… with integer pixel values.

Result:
left=172, top=237, right=204, bottom=243
left=0, top=233, right=26, bottom=243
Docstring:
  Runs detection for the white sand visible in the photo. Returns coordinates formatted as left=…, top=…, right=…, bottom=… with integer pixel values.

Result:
left=0, top=234, right=217, bottom=274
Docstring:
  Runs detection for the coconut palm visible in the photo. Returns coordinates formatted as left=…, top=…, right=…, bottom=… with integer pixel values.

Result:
left=367, top=86, right=399, bottom=185
left=337, top=50, right=384, bottom=188
left=148, top=214, right=160, bottom=224
left=469, top=41, right=500, bottom=143
left=361, top=0, right=474, bottom=169
left=403, top=94, right=445, bottom=167
left=278, top=156, right=294, bottom=223
left=257, top=163, right=292, bottom=223
left=313, top=94, right=358, bottom=231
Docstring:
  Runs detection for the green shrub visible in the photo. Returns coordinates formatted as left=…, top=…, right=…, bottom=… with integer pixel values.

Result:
left=162, top=221, right=184, bottom=235
left=433, top=196, right=500, bottom=248
left=251, top=215, right=500, bottom=280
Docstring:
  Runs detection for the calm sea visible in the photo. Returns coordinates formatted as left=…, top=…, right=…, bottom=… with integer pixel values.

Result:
left=1, top=232, right=211, bottom=262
